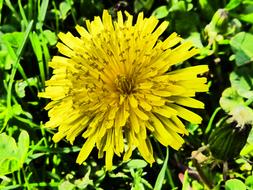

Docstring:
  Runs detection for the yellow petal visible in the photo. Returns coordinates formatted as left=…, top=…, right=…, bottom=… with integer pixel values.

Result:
left=137, top=136, right=155, bottom=164
left=157, top=115, right=185, bottom=134
left=171, top=116, right=189, bottom=135
left=152, top=21, right=169, bottom=39
left=105, top=145, right=114, bottom=171
left=75, top=25, right=91, bottom=40
left=169, top=104, right=202, bottom=124
left=129, top=94, right=138, bottom=108
left=168, top=65, right=209, bottom=80
left=108, top=106, right=119, bottom=120
left=169, top=97, right=205, bottom=109
left=151, top=90, right=171, bottom=97
left=123, top=145, right=133, bottom=161
left=132, top=107, right=149, bottom=120
left=76, top=135, right=96, bottom=164
left=130, top=111, right=140, bottom=133
left=52, top=131, right=66, bottom=143
left=152, top=106, right=177, bottom=118
left=139, top=99, right=152, bottom=111
left=150, top=114, right=184, bottom=150
left=56, top=42, right=74, bottom=57
left=162, top=32, right=182, bottom=49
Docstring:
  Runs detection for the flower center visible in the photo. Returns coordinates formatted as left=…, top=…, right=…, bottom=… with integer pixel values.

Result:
left=115, top=75, right=135, bottom=94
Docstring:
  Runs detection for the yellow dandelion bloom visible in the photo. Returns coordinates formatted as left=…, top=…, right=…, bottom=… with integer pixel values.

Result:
left=39, top=10, right=208, bottom=170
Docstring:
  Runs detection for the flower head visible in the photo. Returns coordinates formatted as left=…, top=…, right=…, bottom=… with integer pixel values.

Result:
left=39, top=10, right=208, bottom=170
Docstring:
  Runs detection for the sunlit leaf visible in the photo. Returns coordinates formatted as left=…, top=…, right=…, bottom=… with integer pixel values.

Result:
left=134, top=0, right=154, bottom=12
left=15, top=77, right=38, bottom=98
left=238, top=13, right=253, bottom=24
left=127, top=159, right=147, bottom=169
left=225, top=0, right=242, bottom=10
left=219, top=87, right=244, bottom=112
left=0, top=130, right=29, bottom=175
left=59, top=1, right=71, bottom=20
left=230, top=32, right=253, bottom=66
left=43, top=30, right=57, bottom=46
left=17, top=130, right=30, bottom=165
left=230, top=68, right=253, bottom=99
left=152, top=6, right=169, bottom=19
left=59, top=181, right=75, bottom=190
left=240, top=129, right=253, bottom=156
left=245, top=175, right=253, bottom=189
left=225, top=179, right=246, bottom=190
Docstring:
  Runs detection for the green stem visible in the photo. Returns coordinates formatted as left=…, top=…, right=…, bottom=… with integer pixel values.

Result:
left=28, top=182, right=59, bottom=187
left=5, top=0, right=21, bottom=21
left=52, top=0, right=59, bottom=34
left=17, top=170, right=22, bottom=185
left=12, top=172, right=17, bottom=185
left=67, top=0, right=77, bottom=24
left=14, top=116, right=39, bottom=128
left=205, top=107, right=222, bottom=134
left=39, top=27, right=50, bottom=78
left=41, top=127, right=49, bottom=148
left=22, top=167, right=31, bottom=190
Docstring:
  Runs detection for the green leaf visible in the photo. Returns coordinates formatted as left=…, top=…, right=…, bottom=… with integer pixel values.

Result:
left=0, top=50, right=13, bottom=70
left=199, top=0, right=214, bottom=19
left=191, top=180, right=204, bottom=190
left=59, top=181, right=75, bottom=190
left=127, top=159, right=147, bottom=169
left=17, top=130, right=29, bottom=165
left=0, top=0, right=3, bottom=22
left=230, top=32, right=253, bottom=66
left=187, top=123, right=199, bottom=135
left=219, top=87, right=244, bottom=112
left=15, top=77, right=38, bottom=98
left=169, top=1, right=186, bottom=12
left=187, top=32, right=204, bottom=48
left=238, top=13, right=253, bottom=24
left=174, top=12, right=200, bottom=36
left=0, top=133, right=19, bottom=175
left=230, top=68, right=253, bottom=99
left=225, top=179, right=246, bottom=190
left=154, top=148, right=169, bottom=190
left=247, top=128, right=253, bottom=144
left=152, top=6, right=169, bottom=19
left=240, top=128, right=253, bottom=156
left=182, top=170, right=191, bottom=190
left=38, top=0, right=49, bottom=23
left=245, top=175, right=253, bottom=189
left=1, top=32, right=25, bottom=58
left=225, top=0, right=242, bottom=10
left=244, top=0, right=253, bottom=4
left=42, top=30, right=57, bottom=46
left=134, top=0, right=154, bottom=13
left=11, top=104, right=23, bottom=116
left=59, top=1, right=71, bottom=20
left=240, top=143, right=253, bottom=156
left=0, top=131, right=29, bottom=175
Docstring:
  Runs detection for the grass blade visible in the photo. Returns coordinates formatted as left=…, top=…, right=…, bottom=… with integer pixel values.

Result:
left=38, top=0, right=49, bottom=24
left=5, top=20, right=33, bottom=126
left=154, top=147, right=169, bottom=190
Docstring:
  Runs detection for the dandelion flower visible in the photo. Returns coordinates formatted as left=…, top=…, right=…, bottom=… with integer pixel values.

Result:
left=39, top=10, right=208, bottom=170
